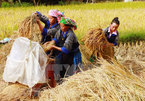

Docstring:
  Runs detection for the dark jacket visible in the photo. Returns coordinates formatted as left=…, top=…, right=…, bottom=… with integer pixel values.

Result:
left=53, top=29, right=79, bottom=55
left=52, top=29, right=80, bottom=79
left=103, top=27, right=119, bottom=46
left=39, top=15, right=60, bottom=44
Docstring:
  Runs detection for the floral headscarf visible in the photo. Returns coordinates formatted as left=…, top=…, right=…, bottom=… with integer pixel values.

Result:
left=49, top=10, right=64, bottom=24
left=60, top=17, right=77, bottom=30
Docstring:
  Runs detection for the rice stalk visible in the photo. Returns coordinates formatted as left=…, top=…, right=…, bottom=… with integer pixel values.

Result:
left=81, top=28, right=114, bottom=61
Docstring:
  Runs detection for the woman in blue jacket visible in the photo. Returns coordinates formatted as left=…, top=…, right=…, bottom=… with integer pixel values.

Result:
left=46, top=17, right=82, bottom=82
left=36, top=10, right=64, bottom=44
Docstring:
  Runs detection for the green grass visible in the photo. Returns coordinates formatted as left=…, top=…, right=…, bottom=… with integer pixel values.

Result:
left=0, top=1, right=145, bottom=43
left=119, top=32, right=145, bottom=43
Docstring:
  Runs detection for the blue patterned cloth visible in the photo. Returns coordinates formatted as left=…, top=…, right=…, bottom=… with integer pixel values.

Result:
left=73, top=50, right=82, bottom=66
left=41, top=22, right=58, bottom=43
left=36, top=11, right=42, bottom=17
left=73, top=49, right=83, bottom=72
left=41, top=21, right=50, bottom=36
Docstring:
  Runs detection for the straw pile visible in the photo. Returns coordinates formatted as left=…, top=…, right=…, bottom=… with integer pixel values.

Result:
left=40, top=59, right=145, bottom=101
left=0, top=34, right=19, bottom=93
left=39, top=41, right=145, bottom=101
left=81, top=28, right=114, bottom=61
left=0, top=83, right=38, bottom=101
left=0, top=42, right=13, bottom=75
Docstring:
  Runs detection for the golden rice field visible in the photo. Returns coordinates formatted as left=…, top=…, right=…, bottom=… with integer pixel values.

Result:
left=0, top=2, right=145, bottom=101
left=0, top=2, right=145, bottom=41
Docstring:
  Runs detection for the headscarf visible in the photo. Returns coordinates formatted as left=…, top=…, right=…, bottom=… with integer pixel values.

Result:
left=49, top=10, right=64, bottom=24
left=60, top=17, right=77, bottom=30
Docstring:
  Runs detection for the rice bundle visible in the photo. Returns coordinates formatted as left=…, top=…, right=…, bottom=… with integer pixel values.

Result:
left=79, top=44, right=92, bottom=64
left=42, top=41, right=55, bottom=52
left=18, top=14, right=41, bottom=42
left=81, top=28, right=114, bottom=61
left=40, top=59, right=145, bottom=101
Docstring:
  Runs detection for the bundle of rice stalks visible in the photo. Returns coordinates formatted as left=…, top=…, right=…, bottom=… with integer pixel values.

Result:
left=18, top=14, right=41, bottom=42
left=81, top=28, right=114, bottom=61
left=0, top=84, right=38, bottom=101
left=40, top=59, right=145, bottom=101
left=42, top=41, right=55, bottom=52
left=79, top=44, right=92, bottom=64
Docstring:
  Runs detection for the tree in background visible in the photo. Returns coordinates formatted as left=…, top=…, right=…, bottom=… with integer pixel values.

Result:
left=0, top=0, right=134, bottom=7
left=13, top=0, right=22, bottom=5
left=32, top=0, right=40, bottom=6
left=0, top=1, right=1, bottom=7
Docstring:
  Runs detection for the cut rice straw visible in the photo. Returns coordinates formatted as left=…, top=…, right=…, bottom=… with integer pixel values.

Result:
left=40, top=59, right=145, bottom=101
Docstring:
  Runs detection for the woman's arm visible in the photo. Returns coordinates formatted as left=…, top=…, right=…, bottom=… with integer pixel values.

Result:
left=36, top=18, right=44, bottom=32
left=39, top=15, right=49, bottom=24
left=43, top=40, right=57, bottom=51
left=52, top=45, right=62, bottom=52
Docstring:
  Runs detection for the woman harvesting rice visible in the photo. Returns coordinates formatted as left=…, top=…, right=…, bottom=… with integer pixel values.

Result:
left=36, top=10, right=64, bottom=44
left=45, top=17, right=82, bottom=82
left=83, top=17, right=120, bottom=62
left=103, top=17, right=120, bottom=46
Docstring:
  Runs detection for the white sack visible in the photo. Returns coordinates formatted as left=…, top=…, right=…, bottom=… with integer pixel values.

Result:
left=3, top=37, right=48, bottom=88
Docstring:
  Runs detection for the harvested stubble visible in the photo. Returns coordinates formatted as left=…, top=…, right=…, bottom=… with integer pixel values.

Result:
left=122, top=60, right=145, bottom=79
left=115, top=41, right=145, bottom=79
left=115, top=41, right=145, bottom=61
left=81, top=28, right=114, bottom=61
left=40, top=59, right=145, bottom=101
